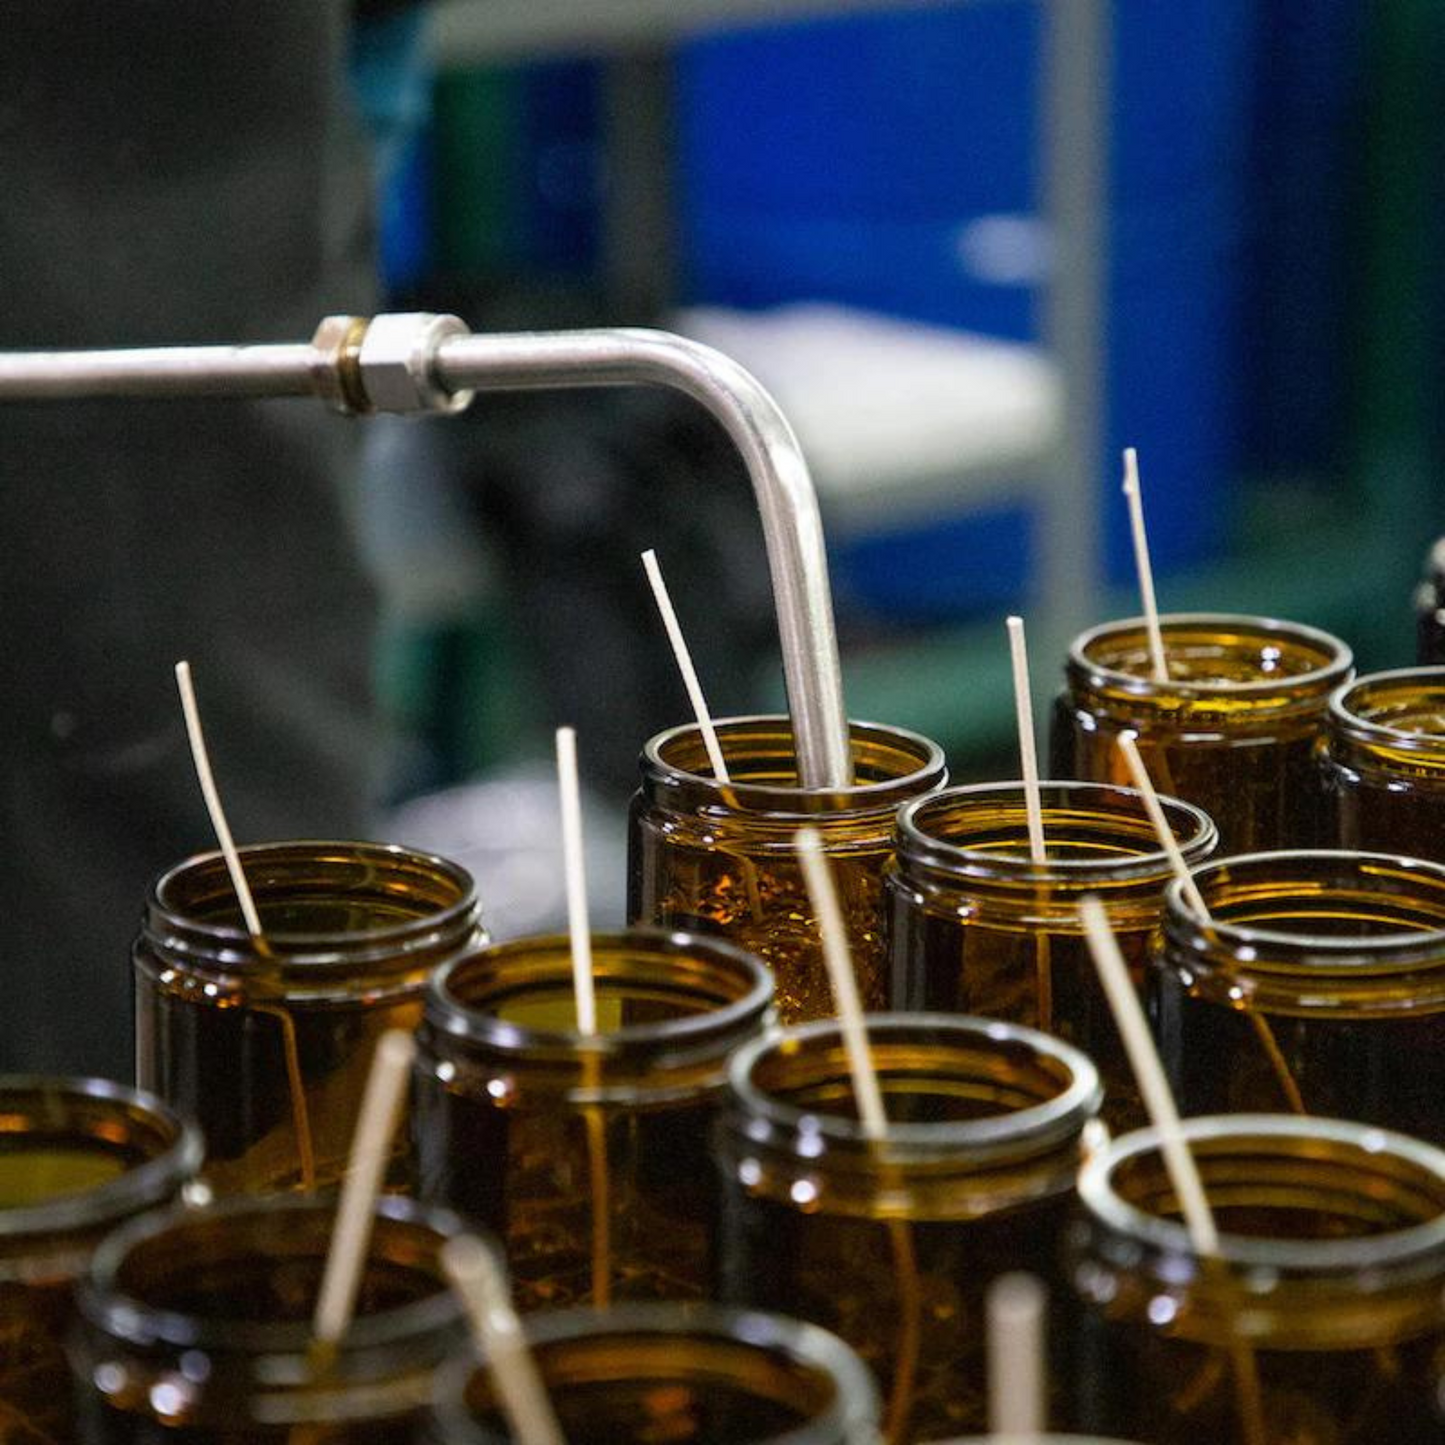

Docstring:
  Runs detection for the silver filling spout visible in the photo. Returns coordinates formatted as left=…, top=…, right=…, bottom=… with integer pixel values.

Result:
left=0, top=312, right=852, bottom=789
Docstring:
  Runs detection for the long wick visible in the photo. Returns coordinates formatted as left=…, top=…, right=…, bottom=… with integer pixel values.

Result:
left=175, top=659, right=315, bottom=1189
left=1006, top=616, right=1047, bottom=866
left=796, top=827, right=887, bottom=1137
left=1078, top=896, right=1218, bottom=1251
left=1116, top=734, right=1305, bottom=1116
left=311, top=1030, right=417, bottom=1347
left=442, top=1234, right=567, bottom=1445
left=555, top=726, right=596, bottom=1037
left=1117, top=733, right=1210, bottom=918
left=175, top=660, right=265, bottom=940
left=642, top=548, right=731, bottom=783
left=796, top=829, right=921, bottom=1445
left=1122, top=447, right=1169, bottom=683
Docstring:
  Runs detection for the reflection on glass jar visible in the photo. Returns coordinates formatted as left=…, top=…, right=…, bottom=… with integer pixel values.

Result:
left=0, top=1076, right=201, bottom=1444
left=135, top=841, right=485, bottom=1194
left=628, top=717, right=946, bottom=1023
left=714, top=1015, right=1102, bottom=1444
left=888, top=781, right=1216, bottom=1131
left=1150, top=849, right=1445, bottom=1143
left=1321, top=667, right=1445, bottom=862
left=1067, top=1115, right=1445, bottom=1443
left=72, top=1192, right=469, bottom=1442
left=1050, top=614, right=1352, bottom=853
left=426, top=1303, right=882, bottom=1445
left=413, top=928, right=774, bottom=1311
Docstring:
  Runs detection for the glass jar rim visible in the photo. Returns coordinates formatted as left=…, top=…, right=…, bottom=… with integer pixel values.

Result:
left=432, top=1303, right=880, bottom=1445
left=726, top=1013, right=1101, bottom=1164
left=427, top=927, right=774, bottom=1057
left=641, top=714, right=946, bottom=814
left=897, top=780, right=1216, bottom=881
left=1328, top=666, right=1445, bottom=755
left=0, top=1075, right=203, bottom=1240
left=146, top=839, right=480, bottom=963
left=80, top=1192, right=468, bottom=1356
left=1165, top=848, right=1445, bottom=965
left=1078, top=1113, right=1445, bottom=1274
left=1068, top=612, right=1353, bottom=701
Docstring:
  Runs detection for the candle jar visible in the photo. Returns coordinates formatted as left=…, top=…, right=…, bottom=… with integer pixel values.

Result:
left=1067, top=1114, right=1445, bottom=1443
left=888, top=781, right=1216, bottom=1131
left=627, top=716, right=946, bottom=1023
left=135, top=840, right=485, bottom=1195
left=714, top=1014, right=1103, bottom=1444
left=413, top=928, right=774, bottom=1311
left=427, top=1303, right=882, bottom=1445
left=0, top=1076, right=202, bottom=1444
left=1320, top=667, right=1445, bottom=861
left=1150, top=849, right=1445, bottom=1143
left=1050, top=613, right=1353, bottom=853
left=72, top=1191, right=470, bottom=1442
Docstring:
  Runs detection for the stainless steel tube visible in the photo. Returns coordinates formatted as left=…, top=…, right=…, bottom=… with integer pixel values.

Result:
left=434, top=328, right=851, bottom=789
left=0, top=343, right=318, bottom=401
left=0, top=317, right=852, bottom=787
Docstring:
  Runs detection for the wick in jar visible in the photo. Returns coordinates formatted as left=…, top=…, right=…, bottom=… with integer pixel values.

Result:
left=798, top=826, right=923, bottom=1445
left=1080, top=896, right=1269, bottom=1445
left=1122, top=447, right=1170, bottom=683
left=175, top=660, right=317, bottom=1191
left=557, top=726, right=614, bottom=1305
left=641, top=547, right=764, bottom=921
left=1117, top=734, right=1306, bottom=1117
left=1007, top=616, right=1055, bottom=1032
left=285, top=1029, right=417, bottom=1445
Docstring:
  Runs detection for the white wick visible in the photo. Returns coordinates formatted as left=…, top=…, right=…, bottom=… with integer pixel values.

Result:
left=795, top=826, right=887, bottom=1140
left=174, top=659, right=264, bottom=940
left=1078, top=896, right=1219, bottom=1255
left=312, top=1030, right=417, bottom=1345
left=442, top=1234, right=567, bottom=1445
left=1116, top=733, right=1211, bottom=920
left=987, top=1271, right=1047, bottom=1437
left=641, top=548, right=730, bottom=783
left=1005, top=615, right=1047, bottom=865
left=555, top=727, right=596, bottom=1036
left=1122, top=447, right=1169, bottom=684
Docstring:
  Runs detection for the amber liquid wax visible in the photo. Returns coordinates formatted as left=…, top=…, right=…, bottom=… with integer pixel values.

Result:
left=721, top=1191, right=1071, bottom=1442
left=0, top=1141, right=140, bottom=1445
left=137, top=844, right=480, bottom=1195
left=416, top=994, right=721, bottom=1311
left=81, top=1217, right=454, bottom=1443
left=1052, top=617, right=1352, bottom=853
left=1080, top=1202, right=1444, bottom=1444
left=459, top=1376, right=810, bottom=1445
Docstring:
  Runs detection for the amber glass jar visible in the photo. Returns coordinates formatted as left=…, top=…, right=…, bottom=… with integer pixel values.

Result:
left=1150, top=848, right=1445, bottom=1142
left=628, top=716, right=946, bottom=1023
left=72, top=1191, right=469, bottom=1441
left=1067, top=1115, right=1445, bottom=1443
left=427, top=1303, right=882, bottom=1445
left=888, top=781, right=1216, bottom=1131
left=135, top=841, right=484, bottom=1195
left=0, top=1077, right=201, bottom=1444
left=714, top=1014, right=1102, bottom=1444
left=413, top=928, right=774, bottom=1311
left=1321, top=667, right=1445, bottom=861
left=1050, top=613, right=1352, bottom=852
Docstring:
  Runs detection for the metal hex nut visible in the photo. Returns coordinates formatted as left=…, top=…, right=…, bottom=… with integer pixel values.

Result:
left=355, top=312, right=475, bottom=415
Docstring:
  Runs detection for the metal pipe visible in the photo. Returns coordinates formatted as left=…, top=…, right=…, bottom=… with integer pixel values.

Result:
left=0, top=343, right=318, bottom=401
left=433, top=328, right=851, bottom=790
left=0, top=316, right=853, bottom=788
